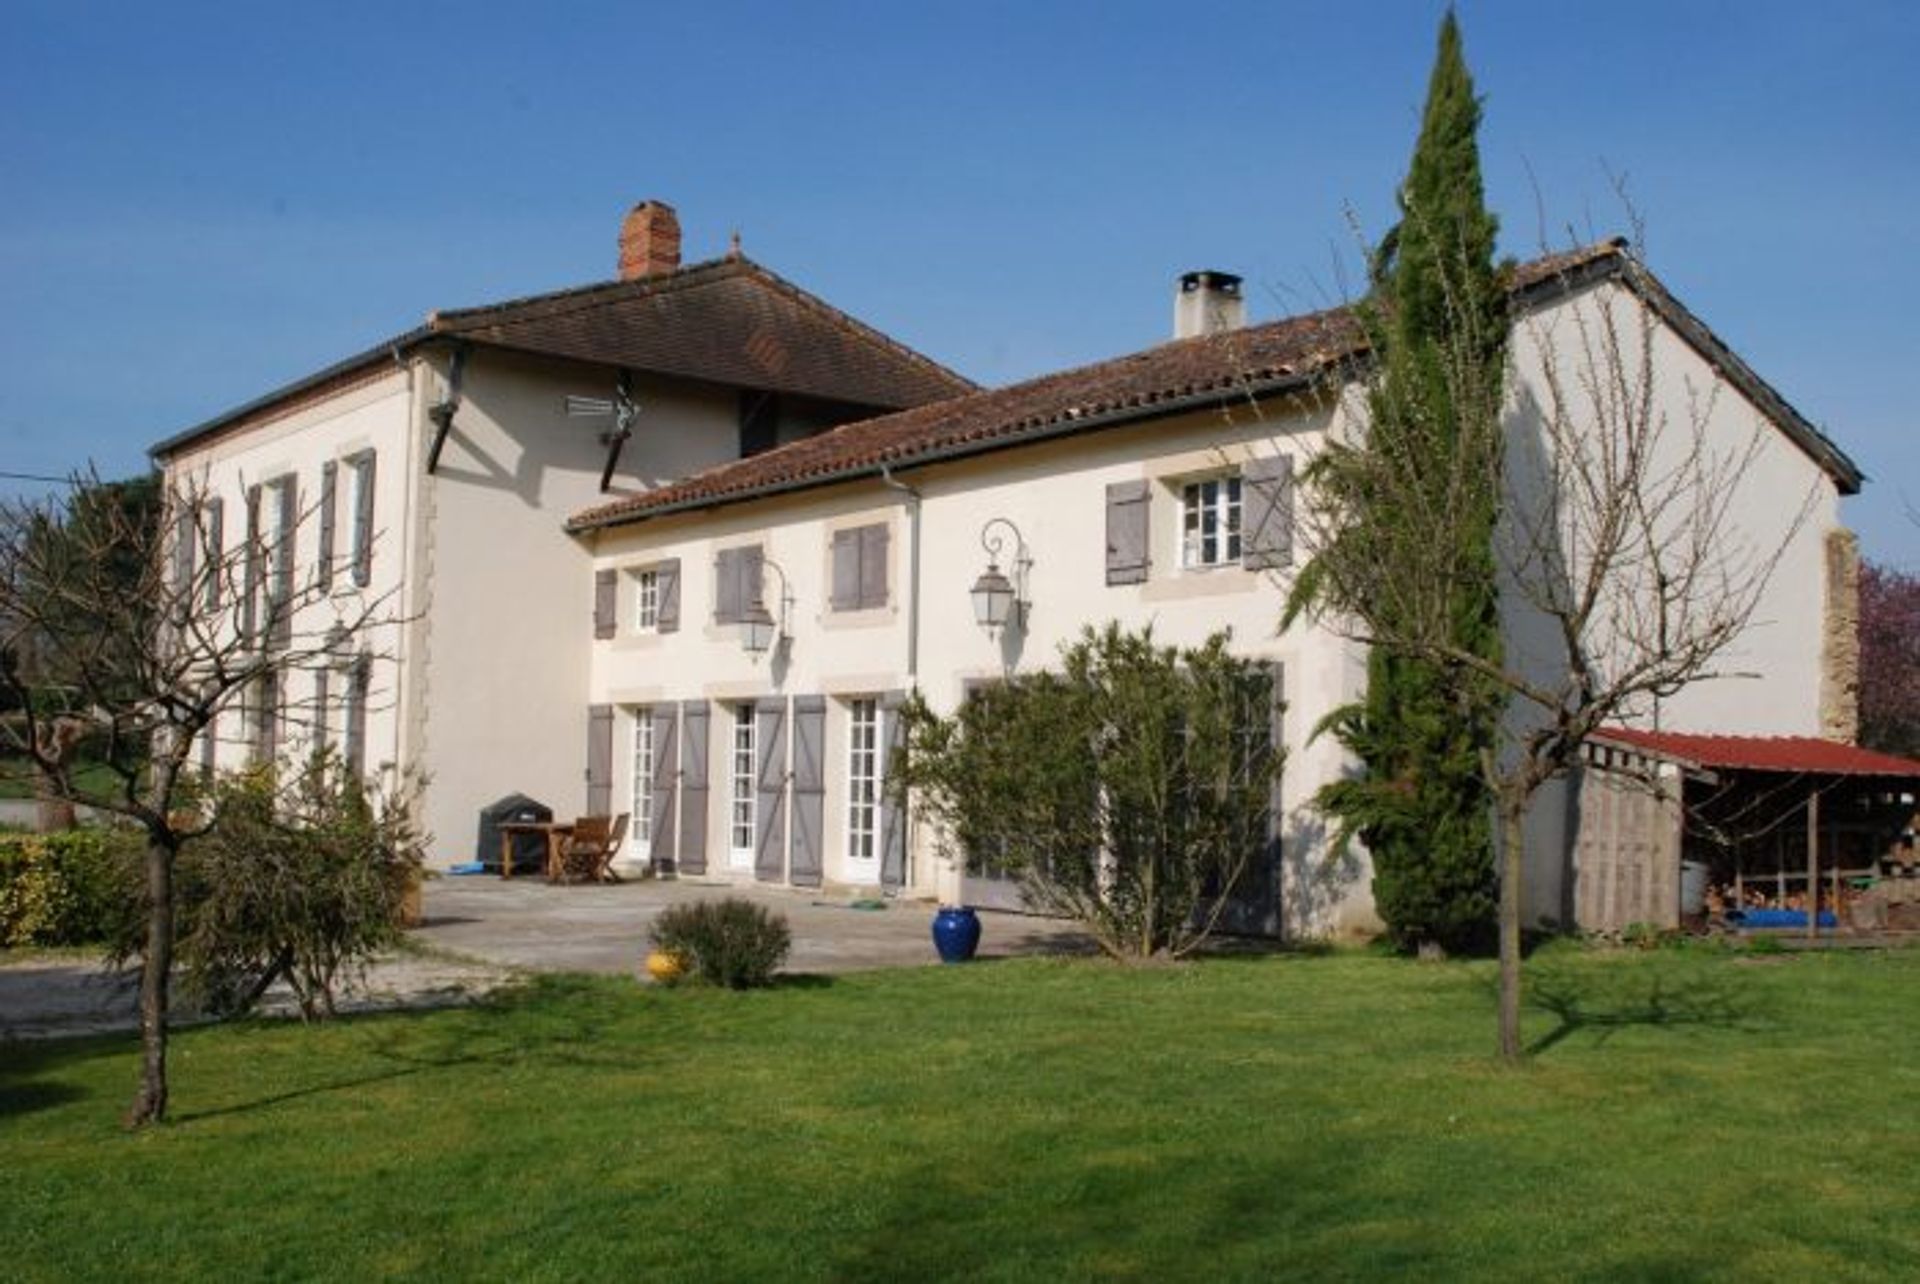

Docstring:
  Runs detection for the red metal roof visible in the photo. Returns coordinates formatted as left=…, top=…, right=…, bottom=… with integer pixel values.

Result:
left=1594, top=727, right=1920, bottom=777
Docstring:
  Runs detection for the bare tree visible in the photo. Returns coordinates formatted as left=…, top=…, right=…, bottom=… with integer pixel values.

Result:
left=1289, top=238, right=1817, bottom=1060
left=0, top=471, right=398, bottom=1125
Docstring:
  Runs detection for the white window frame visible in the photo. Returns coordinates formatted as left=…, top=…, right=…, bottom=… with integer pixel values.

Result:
left=729, top=702, right=756, bottom=868
left=1181, top=474, right=1243, bottom=569
left=629, top=709, right=654, bottom=862
left=845, top=698, right=880, bottom=878
left=633, top=568, right=660, bottom=632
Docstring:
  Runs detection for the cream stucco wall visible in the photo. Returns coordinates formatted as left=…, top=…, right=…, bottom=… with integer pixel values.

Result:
left=161, top=345, right=755, bottom=864
left=411, top=349, right=743, bottom=862
left=587, top=396, right=1379, bottom=937
left=1501, top=279, right=1844, bottom=925
left=583, top=282, right=1851, bottom=941
left=160, top=366, right=416, bottom=790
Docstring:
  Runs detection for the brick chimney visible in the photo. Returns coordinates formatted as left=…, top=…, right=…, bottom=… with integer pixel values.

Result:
left=618, top=201, right=682, bottom=280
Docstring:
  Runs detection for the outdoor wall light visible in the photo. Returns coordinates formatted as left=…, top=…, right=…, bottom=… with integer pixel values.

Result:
left=970, top=517, right=1031, bottom=635
left=740, top=556, right=794, bottom=656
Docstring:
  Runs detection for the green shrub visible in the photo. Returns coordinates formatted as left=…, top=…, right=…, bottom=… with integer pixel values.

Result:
left=119, top=759, right=425, bottom=1019
left=650, top=897, right=791, bottom=989
left=897, top=624, right=1284, bottom=959
left=0, top=828, right=140, bottom=947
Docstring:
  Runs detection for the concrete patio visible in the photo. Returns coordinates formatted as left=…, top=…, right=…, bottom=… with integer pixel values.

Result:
left=0, top=874, right=1095, bottom=1040
left=416, top=873, right=1096, bottom=976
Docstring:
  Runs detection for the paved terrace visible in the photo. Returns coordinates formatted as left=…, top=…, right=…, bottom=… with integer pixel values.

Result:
left=1, top=879, right=1094, bottom=1039
left=417, top=875, right=1096, bottom=975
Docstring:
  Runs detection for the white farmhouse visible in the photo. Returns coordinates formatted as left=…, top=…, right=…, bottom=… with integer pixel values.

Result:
left=150, top=202, right=972, bottom=862
left=151, top=211, right=1866, bottom=940
left=566, top=242, right=1863, bottom=938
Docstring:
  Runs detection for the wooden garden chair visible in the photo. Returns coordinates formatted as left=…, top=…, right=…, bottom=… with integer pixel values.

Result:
left=554, top=813, right=627, bottom=884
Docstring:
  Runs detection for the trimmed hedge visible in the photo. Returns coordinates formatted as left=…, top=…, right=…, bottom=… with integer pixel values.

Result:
left=0, top=829, right=141, bottom=947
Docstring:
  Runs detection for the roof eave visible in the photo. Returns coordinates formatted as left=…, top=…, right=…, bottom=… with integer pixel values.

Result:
left=565, top=368, right=1327, bottom=534
left=148, top=327, right=438, bottom=462
left=1516, top=248, right=1865, bottom=495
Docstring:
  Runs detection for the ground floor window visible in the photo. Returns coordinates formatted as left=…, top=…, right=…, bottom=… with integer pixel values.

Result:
left=630, top=709, right=654, bottom=860
left=729, top=702, right=756, bottom=865
left=846, top=698, right=880, bottom=874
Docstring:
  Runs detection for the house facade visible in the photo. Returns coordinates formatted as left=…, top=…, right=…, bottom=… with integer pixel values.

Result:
left=149, top=202, right=971, bottom=860
left=150, top=209, right=1864, bottom=940
left=567, top=242, right=1862, bottom=937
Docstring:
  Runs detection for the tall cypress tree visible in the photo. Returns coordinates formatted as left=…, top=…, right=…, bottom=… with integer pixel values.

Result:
left=1310, top=10, right=1507, bottom=955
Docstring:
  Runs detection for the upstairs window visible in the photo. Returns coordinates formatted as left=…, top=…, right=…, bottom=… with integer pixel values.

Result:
left=1182, top=476, right=1242, bottom=569
left=634, top=568, right=659, bottom=631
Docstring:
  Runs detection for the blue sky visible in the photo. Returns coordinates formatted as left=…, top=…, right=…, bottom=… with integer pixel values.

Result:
left=3, top=1, right=1916, bottom=562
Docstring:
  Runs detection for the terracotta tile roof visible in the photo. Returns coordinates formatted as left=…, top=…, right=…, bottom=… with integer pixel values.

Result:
left=567, top=295, right=1365, bottom=533
left=424, top=255, right=973, bottom=409
left=151, top=255, right=972, bottom=460
left=1595, top=727, right=1920, bottom=778
left=568, top=240, right=1860, bottom=534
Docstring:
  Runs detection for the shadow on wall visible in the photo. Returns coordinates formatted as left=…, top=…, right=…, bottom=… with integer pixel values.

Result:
left=1281, top=810, right=1368, bottom=941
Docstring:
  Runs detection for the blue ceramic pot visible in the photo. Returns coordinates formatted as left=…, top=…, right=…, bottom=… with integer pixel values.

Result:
left=931, top=906, right=982, bottom=963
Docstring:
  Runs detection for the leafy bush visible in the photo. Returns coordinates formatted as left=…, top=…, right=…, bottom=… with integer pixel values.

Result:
left=115, top=758, right=425, bottom=1019
left=0, top=828, right=140, bottom=947
left=897, top=624, right=1284, bottom=959
left=649, top=897, right=791, bottom=989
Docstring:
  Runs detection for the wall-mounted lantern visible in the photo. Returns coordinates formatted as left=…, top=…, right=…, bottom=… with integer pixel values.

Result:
left=741, top=556, right=793, bottom=656
left=970, top=517, right=1031, bottom=636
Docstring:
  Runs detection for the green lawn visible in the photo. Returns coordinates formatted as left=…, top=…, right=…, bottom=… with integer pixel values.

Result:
left=4, top=944, right=1918, bottom=1282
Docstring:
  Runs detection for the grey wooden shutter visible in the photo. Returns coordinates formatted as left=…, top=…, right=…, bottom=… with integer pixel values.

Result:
left=1105, top=480, right=1150, bottom=585
left=830, top=529, right=860, bottom=611
left=351, top=451, right=376, bottom=587
left=314, top=667, right=331, bottom=755
left=271, top=478, right=296, bottom=646
left=743, top=546, right=765, bottom=614
left=259, top=673, right=280, bottom=765
left=1253, top=661, right=1287, bottom=932
left=678, top=701, right=710, bottom=873
left=754, top=699, right=788, bottom=882
left=242, top=485, right=262, bottom=643
left=345, top=655, right=369, bottom=776
left=317, top=460, right=337, bottom=590
left=656, top=558, right=681, bottom=632
left=860, top=524, right=889, bottom=608
left=789, top=697, right=826, bottom=888
left=200, top=709, right=218, bottom=777
left=713, top=549, right=740, bottom=623
left=593, top=569, right=617, bottom=639
left=204, top=497, right=224, bottom=609
left=879, top=691, right=908, bottom=888
left=587, top=703, right=614, bottom=814
left=172, top=506, right=196, bottom=594
left=650, top=705, right=679, bottom=872
left=1241, top=455, right=1294, bottom=570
